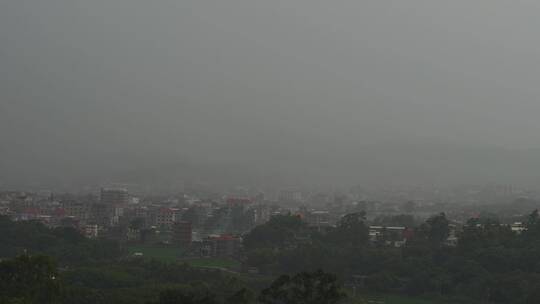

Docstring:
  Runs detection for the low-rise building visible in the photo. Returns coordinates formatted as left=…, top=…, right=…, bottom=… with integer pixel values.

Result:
left=84, top=224, right=99, bottom=238
left=511, top=222, right=526, bottom=234
left=369, top=226, right=407, bottom=247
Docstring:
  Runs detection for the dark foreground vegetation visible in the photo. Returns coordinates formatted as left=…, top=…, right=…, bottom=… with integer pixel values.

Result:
left=243, top=211, right=540, bottom=303
left=4, top=211, right=540, bottom=303
left=0, top=253, right=345, bottom=304
left=0, top=215, right=345, bottom=304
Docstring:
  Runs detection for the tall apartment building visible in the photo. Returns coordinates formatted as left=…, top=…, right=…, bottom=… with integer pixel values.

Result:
left=87, top=188, right=129, bottom=227
left=100, top=188, right=129, bottom=205
left=278, top=189, right=303, bottom=203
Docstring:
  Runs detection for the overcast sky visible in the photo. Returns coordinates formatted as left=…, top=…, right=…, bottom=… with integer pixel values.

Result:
left=2, top=1, right=540, bottom=189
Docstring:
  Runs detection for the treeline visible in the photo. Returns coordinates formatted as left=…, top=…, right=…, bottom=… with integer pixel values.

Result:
left=243, top=211, right=540, bottom=303
left=0, top=216, right=123, bottom=265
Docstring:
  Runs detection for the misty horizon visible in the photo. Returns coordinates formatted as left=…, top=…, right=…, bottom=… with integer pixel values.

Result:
left=3, top=1, right=540, bottom=190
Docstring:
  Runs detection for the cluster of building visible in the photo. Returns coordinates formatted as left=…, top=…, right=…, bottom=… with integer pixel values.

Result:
left=2, top=183, right=538, bottom=258
left=0, top=188, right=277, bottom=258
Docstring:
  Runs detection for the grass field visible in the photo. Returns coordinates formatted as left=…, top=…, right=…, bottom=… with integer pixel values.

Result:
left=127, top=245, right=184, bottom=262
left=179, top=257, right=241, bottom=269
left=126, top=245, right=241, bottom=270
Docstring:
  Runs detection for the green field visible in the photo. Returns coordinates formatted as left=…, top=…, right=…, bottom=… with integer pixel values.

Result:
left=126, top=245, right=240, bottom=270
left=179, top=257, right=241, bottom=269
left=127, top=245, right=184, bottom=262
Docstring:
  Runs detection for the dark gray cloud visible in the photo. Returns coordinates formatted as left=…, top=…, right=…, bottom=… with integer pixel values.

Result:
left=2, top=1, right=540, bottom=189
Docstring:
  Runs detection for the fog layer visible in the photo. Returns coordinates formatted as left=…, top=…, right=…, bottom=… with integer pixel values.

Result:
left=2, top=1, right=540, bottom=188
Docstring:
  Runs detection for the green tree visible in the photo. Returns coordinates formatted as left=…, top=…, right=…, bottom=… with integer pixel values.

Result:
left=243, top=215, right=306, bottom=250
left=226, top=288, right=255, bottom=304
left=458, top=218, right=513, bottom=254
left=0, top=254, right=61, bottom=304
left=155, top=285, right=217, bottom=304
left=258, top=270, right=345, bottom=304
left=523, top=209, right=540, bottom=239
left=419, top=213, right=450, bottom=246
left=328, top=212, right=369, bottom=247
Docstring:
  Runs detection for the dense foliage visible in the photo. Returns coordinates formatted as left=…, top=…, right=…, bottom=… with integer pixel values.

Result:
left=259, top=270, right=345, bottom=304
left=0, top=216, right=123, bottom=265
left=243, top=211, right=540, bottom=303
left=0, top=254, right=343, bottom=304
left=61, top=259, right=255, bottom=304
left=0, top=254, right=61, bottom=303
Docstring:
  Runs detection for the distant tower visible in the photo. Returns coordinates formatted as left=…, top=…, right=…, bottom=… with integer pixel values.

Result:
left=278, top=189, right=303, bottom=203
left=100, top=188, right=129, bottom=205
left=98, top=188, right=129, bottom=227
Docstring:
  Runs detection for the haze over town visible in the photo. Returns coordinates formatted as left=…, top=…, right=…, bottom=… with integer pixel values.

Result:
left=3, top=1, right=540, bottom=191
